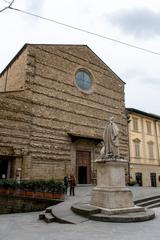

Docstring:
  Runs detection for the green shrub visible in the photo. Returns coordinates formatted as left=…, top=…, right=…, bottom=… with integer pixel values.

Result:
left=0, top=179, right=18, bottom=189
left=0, top=179, right=65, bottom=193
left=128, top=179, right=137, bottom=186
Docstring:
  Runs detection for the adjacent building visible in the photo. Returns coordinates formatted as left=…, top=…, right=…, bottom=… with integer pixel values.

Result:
left=127, top=108, right=160, bottom=187
left=0, top=44, right=128, bottom=182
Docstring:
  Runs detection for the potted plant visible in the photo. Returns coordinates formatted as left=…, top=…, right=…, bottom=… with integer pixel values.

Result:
left=128, top=178, right=137, bottom=186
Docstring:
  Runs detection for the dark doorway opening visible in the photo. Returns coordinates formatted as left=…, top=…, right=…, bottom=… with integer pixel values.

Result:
left=0, top=158, right=9, bottom=179
left=76, top=151, right=91, bottom=184
left=135, top=172, right=143, bottom=186
left=0, top=156, right=15, bottom=179
left=150, top=173, right=157, bottom=187
left=78, top=166, right=87, bottom=184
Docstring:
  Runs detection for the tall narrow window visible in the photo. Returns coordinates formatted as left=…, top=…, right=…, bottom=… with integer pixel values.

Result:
left=147, top=141, right=154, bottom=159
left=158, top=124, right=160, bottom=136
left=146, top=121, right=152, bottom=135
left=132, top=117, right=138, bottom=131
left=133, top=139, right=141, bottom=158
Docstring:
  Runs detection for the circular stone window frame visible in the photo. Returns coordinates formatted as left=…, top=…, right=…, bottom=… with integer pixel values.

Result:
left=74, top=68, right=94, bottom=94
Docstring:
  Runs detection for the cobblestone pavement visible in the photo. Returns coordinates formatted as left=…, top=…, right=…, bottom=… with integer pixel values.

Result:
left=0, top=186, right=160, bottom=240
left=65, top=185, right=160, bottom=201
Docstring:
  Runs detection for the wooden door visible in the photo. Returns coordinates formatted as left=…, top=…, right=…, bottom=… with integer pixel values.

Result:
left=76, top=151, right=91, bottom=184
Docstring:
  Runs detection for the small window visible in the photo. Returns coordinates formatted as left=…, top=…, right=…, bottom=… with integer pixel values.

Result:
left=158, top=124, right=160, bottom=136
left=133, top=139, right=141, bottom=158
left=147, top=141, right=154, bottom=159
left=132, top=117, right=138, bottom=131
left=135, top=172, right=143, bottom=186
left=146, top=121, right=152, bottom=135
left=75, top=70, right=92, bottom=92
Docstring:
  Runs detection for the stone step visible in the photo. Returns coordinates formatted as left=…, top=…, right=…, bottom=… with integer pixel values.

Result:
left=39, top=207, right=56, bottom=223
left=39, top=211, right=45, bottom=220
left=71, top=202, right=100, bottom=217
left=51, top=201, right=88, bottom=224
left=44, top=212, right=55, bottom=223
left=90, top=209, right=155, bottom=223
left=134, top=195, right=160, bottom=205
left=136, top=197, right=160, bottom=207
left=45, top=206, right=53, bottom=213
left=147, top=202, right=160, bottom=209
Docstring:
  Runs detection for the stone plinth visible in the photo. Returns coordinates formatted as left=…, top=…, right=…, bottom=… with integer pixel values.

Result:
left=96, top=159, right=126, bottom=187
left=90, top=159, right=135, bottom=210
left=91, top=187, right=134, bottom=209
left=71, top=157, right=155, bottom=222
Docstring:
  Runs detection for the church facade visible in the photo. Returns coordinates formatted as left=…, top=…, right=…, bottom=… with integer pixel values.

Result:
left=0, top=44, right=128, bottom=183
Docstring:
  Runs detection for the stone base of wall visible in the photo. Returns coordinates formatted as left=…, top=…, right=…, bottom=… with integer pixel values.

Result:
left=130, top=164, right=160, bottom=187
left=0, top=188, right=64, bottom=200
left=0, top=195, right=63, bottom=214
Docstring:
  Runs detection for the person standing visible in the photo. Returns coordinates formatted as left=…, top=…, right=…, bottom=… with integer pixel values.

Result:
left=68, top=174, right=76, bottom=196
left=63, top=175, right=69, bottom=195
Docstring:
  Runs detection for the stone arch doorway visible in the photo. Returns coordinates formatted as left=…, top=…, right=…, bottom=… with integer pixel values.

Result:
left=0, top=155, right=15, bottom=179
left=76, top=150, right=91, bottom=184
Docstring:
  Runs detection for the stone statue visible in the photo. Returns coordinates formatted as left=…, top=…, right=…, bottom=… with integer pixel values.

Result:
left=101, top=117, right=119, bottom=158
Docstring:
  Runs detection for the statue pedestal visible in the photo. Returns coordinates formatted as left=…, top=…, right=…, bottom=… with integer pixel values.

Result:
left=91, top=159, right=140, bottom=213
left=72, top=158, right=155, bottom=222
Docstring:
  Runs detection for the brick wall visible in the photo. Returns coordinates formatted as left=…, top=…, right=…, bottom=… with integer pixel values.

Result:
left=0, top=47, right=27, bottom=92
left=0, top=44, right=128, bottom=180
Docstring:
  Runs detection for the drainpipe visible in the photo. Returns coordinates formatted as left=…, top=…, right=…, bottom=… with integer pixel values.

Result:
left=127, top=112, right=131, bottom=183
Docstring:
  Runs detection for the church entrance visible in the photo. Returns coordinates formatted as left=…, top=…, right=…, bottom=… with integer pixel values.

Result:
left=76, top=151, right=91, bottom=184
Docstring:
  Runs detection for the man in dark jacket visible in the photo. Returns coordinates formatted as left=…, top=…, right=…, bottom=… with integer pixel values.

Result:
left=63, top=175, right=69, bottom=194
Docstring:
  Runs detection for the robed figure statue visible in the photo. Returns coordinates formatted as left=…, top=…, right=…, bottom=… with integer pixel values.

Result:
left=101, top=117, right=119, bottom=158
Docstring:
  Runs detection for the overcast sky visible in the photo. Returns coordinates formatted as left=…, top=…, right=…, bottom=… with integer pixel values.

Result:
left=0, top=0, right=160, bottom=115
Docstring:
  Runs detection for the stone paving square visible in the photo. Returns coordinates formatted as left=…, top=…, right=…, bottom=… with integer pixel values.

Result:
left=0, top=186, right=160, bottom=240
